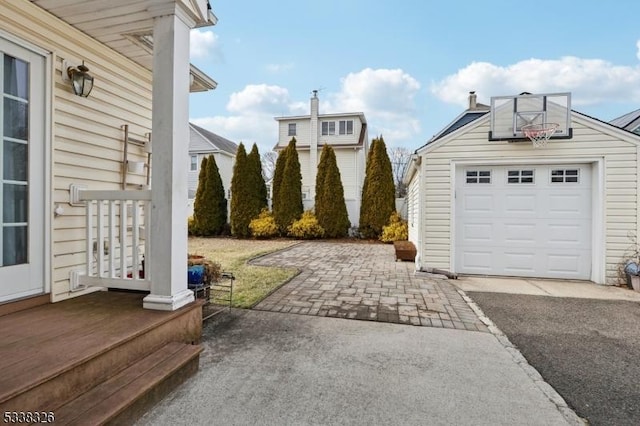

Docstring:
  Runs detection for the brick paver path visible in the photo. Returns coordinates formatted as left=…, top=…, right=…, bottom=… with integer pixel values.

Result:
left=253, top=242, right=488, bottom=332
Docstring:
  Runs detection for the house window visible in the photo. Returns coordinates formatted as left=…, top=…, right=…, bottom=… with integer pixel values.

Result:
left=466, top=170, right=491, bottom=184
left=288, top=123, right=296, bottom=136
left=551, top=169, right=579, bottom=183
left=190, top=155, right=198, bottom=171
left=507, top=169, right=534, bottom=184
left=339, top=120, right=354, bottom=135
left=321, top=121, right=335, bottom=136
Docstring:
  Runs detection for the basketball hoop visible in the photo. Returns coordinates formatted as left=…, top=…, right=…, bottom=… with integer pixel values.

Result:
left=521, top=123, right=559, bottom=148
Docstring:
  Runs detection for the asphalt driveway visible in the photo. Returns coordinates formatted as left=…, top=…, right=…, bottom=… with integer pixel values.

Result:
left=252, top=242, right=487, bottom=332
left=137, top=309, right=575, bottom=425
left=468, top=292, right=640, bottom=426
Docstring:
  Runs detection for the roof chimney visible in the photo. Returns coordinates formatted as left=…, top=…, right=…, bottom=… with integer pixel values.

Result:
left=311, top=90, right=319, bottom=119
left=468, top=91, right=477, bottom=110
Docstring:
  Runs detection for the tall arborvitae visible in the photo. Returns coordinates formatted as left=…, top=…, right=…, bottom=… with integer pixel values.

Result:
left=248, top=143, right=268, bottom=214
left=315, top=145, right=329, bottom=220
left=230, top=143, right=252, bottom=237
left=198, top=155, right=227, bottom=235
left=271, top=138, right=290, bottom=217
left=315, top=145, right=350, bottom=238
left=274, top=138, right=303, bottom=232
left=359, top=136, right=395, bottom=238
left=192, top=156, right=209, bottom=235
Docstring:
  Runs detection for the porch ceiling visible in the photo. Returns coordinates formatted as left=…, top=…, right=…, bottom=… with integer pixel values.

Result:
left=30, top=0, right=217, bottom=91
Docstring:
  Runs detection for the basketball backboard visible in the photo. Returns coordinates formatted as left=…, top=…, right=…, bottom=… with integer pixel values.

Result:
left=488, top=92, right=572, bottom=141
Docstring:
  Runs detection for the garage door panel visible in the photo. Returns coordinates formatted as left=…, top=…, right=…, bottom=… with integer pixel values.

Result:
left=504, top=194, right=537, bottom=214
left=546, top=193, right=591, bottom=218
left=455, top=164, right=592, bottom=280
left=503, top=251, right=536, bottom=274
left=546, top=251, right=591, bottom=277
left=504, top=223, right=536, bottom=244
left=460, top=249, right=494, bottom=272
left=462, top=194, right=494, bottom=215
left=547, top=222, right=587, bottom=245
left=462, top=222, right=493, bottom=242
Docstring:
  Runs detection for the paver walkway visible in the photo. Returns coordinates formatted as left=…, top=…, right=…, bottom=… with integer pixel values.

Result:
left=253, top=242, right=488, bottom=332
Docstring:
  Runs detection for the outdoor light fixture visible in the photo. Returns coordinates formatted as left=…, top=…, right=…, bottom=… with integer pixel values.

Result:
left=66, top=61, right=94, bottom=97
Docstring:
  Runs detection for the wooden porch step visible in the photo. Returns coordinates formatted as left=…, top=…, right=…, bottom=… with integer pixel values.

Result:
left=0, top=292, right=203, bottom=413
left=55, top=342, right=202, bottom=425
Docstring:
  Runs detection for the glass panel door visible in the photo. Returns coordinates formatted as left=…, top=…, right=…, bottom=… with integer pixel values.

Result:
left=2, top=54, right=30, bottom=267
left=0, top=37, right=45, bottom=302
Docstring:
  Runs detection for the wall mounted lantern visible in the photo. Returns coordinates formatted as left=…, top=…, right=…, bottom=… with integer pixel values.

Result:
left=66, top=61, right=94, bottom=97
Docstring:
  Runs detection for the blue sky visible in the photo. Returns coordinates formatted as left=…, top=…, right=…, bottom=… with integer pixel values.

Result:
left=188, top=0, right=640, bottom=154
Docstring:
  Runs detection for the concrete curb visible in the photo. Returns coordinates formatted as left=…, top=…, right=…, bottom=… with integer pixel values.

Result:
left=458, top=289, right=588, bottom=426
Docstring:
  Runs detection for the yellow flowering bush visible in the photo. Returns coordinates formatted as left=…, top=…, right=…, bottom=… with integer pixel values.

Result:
left=288, top=211, right=325, bottom=239
left=249, top=208, right=279, bottom=239
left=380, top=211, right=408, bottom=243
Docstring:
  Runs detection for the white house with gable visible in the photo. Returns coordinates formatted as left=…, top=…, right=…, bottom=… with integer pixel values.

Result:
left=274, top=91, right=368, bottom=227
left=405, top=91, right=640, bottom=286
left=187, top=123, right=237, bottom=216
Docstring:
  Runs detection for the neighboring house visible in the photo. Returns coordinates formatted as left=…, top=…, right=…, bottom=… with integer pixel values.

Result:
left=405, top=91, right=640, bottom=285
left=187, top=123, right=237, bottom=216
left=0, top=0, right=217, bottom=309
left=610, top=108, right=640, bottom=135
left=274, top=91, right=368, bottom=226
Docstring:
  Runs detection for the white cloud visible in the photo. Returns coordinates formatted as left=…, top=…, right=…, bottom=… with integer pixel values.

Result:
left=325, top=68, right=422, bottom=144
left=266, top=62, right=294, bottom=73
left=431, top=56, right=640, bottom=108
left=190, top=30, right=221, bottom=59
left=227, top=84, right=304, bottom=115
left=191, top=84, right=305, bottom=153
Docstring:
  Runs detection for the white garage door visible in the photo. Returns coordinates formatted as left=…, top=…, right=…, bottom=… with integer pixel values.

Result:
left=455, top=164, right=592, bottom=279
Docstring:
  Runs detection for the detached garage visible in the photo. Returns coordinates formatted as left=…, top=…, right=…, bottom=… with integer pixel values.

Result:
left=407, top=92, right=640, bottom=285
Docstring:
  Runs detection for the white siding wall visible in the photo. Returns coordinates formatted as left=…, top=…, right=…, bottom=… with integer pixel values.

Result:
left=334, top=149, right=358, bottom=200
left=2, top=0, right=154, bottom=301
left=187, top=155, right=202, bottom=196
left=407, top=172, right=420, bottom=249
left=277, top=116, right=363, bottom=149
left=187, top=152, right=234, bottom=217
left=317, top=117, right=363, bottom=146
left=278, top=118, right=310, bottom=147
left=296, top=151, right=312, bottom=199
left=419, top=115, right=639, bottom=285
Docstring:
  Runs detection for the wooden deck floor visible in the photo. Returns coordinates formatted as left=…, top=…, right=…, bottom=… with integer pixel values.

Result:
left=0, top=291, right=202, bottom=407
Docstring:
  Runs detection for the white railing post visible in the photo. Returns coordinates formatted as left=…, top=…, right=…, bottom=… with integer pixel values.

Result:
left=85, top=200, right=93, bottom=278
left=96, top=200, right=104, bottom=277
left=108, top=201, right=116, bottom=278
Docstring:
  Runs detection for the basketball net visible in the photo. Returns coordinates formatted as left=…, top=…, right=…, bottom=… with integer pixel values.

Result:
left=521, top=123, right=559, bottom=148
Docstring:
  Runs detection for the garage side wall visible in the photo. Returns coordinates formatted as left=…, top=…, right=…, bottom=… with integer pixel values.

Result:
left=420, top=116, right=639, bottom=285
left=407, top=170, right=420, bottom=259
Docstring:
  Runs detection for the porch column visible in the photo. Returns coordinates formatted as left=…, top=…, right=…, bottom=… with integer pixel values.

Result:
left=143, top=12, right=194, bottom=310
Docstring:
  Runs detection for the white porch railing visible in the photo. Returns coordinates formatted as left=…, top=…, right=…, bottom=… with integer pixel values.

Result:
left=75, top=189, right=152, bottom=292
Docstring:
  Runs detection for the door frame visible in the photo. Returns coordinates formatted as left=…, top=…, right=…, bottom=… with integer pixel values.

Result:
left=450, top=157, right=605, bottom=284
left=0, top=29, right=53, bottom=301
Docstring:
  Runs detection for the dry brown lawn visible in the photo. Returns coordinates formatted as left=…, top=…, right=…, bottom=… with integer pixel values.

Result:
left=188, top=237, right=298, bottom=308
